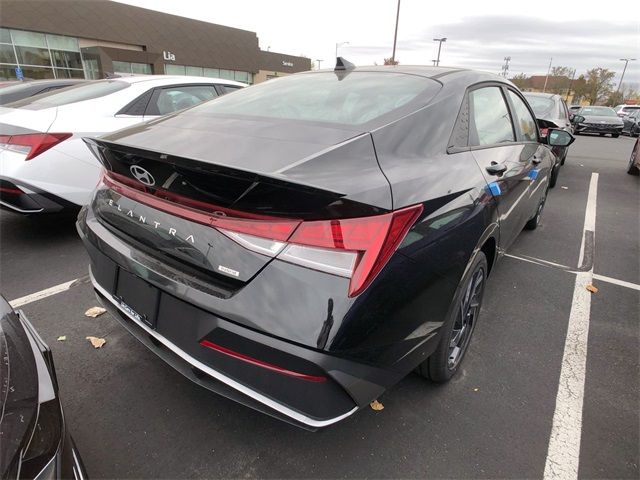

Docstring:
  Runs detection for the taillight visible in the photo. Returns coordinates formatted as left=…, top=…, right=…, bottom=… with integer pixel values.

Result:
left=540, top=128, right=549, bottom=137
left=102, top=172, right=423, bottom=297
left=0, top=133, right=72, bottom=160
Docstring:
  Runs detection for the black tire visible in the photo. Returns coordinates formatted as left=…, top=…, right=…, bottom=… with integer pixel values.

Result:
left=524, top=188, right=548, bottom=230
left=416, top=252, right=488, bottom=382
left=612, top=134, right=619, bottom=138
left=549, top=163, right=559, bottom=188
left=628, top=148, right=639, bottom=176
left=599, top=133, right=606, bottom=136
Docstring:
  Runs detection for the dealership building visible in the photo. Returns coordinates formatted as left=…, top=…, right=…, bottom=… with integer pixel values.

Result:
left=0, top=0, right=311, bottom=83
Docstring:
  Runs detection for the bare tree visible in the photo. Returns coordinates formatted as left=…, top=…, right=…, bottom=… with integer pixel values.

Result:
left=511, top=73, right=528, bottom=90
left=383, top=57, right=399, bottom=65
left=584, top=68, right=616, bottom=104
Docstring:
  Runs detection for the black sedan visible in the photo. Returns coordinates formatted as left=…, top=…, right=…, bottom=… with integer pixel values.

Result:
left=77, top=62, right=574, bottom=429
left=0, top=79, right=86, bottom=105
left=573, top=105, right=624, bottom=137
left=0, top=296, right=87, bottom=478
left=622, top=110, right=640, bottom=137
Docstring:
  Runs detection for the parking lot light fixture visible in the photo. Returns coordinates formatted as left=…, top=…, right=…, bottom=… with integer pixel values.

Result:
left=335, top=42, right=349, bottom=60
left=433, top=37, right=447, bottom=66
left=617, top=58, right=636, bottom=92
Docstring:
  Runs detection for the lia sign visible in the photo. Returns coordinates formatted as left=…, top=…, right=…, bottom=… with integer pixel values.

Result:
left=163, top=51, right=176, bottom=61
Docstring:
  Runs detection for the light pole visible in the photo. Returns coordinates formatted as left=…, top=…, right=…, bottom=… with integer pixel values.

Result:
left=335, top=41, right=349, bottom=60
left=391, top=0, right=401, bottom=63
left=542, top=57, right=553, bottom=93
left=617, top=58, right=636, bottom=92
left=316, top=59, right=324, bottom=70
left=433, top=37, right=447, bottom=66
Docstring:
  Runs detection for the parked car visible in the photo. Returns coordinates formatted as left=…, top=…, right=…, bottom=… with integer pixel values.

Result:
left=524, top=92, right=573, bottom=186
left=77, top=64, right=574, bottom=429
left=613, top=104, right=640, bottom=118
left=0, top=295, right=87, bottom=479
left=573, top=106, right=624, bottom=137
left=0, top=75, right=245, bottom=214
left=622, top=109, right=640, bottom=137
left=0, top=79, right=86, bottom=105
left=628, top=138, right=639, bottom=175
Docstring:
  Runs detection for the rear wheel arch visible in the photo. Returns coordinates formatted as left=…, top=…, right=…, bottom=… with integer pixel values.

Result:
left=480, top=236, right=497, bottom=276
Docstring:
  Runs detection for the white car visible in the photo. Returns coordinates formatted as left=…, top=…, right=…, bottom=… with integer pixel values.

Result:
left=613, top=104, right=640, bottom=118
left=0, top=75, right=245, bottom=214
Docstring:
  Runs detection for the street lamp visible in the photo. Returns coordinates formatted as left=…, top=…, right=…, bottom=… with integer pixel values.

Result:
left=335, top=41, right=349, bottom=60
left=433, top=37, right=447, bottom=66
left=617, top=58, right=636, bottom=92
left=316, top=59, right=324, bottom=70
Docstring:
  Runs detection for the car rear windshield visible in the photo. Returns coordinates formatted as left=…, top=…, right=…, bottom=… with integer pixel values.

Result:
left=525, top=96, right=556, bottom=117
left=579, top=106, right=617, bottom=117
left=5, top=80, right=129, bottom=110
left=188, top=71, right=439, bottom=127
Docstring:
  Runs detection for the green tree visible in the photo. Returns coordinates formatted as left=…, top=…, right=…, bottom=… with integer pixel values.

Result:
left=583, top=68, right=616, bottom=104
left=571, top=75, right=588, bottom=104
left=511, top=73, right=528, bottom=90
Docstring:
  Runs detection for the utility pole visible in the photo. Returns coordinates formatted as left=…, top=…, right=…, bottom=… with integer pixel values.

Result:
left=565, top=68, right=576, bottom=102
left=316, top=59, right=323, bottom=70
left=391, top=0, right=401, bottom=63
left=617, top=58, right=636, bottom=92
left=433, top=37, right=447, bottom=66
left=542, top=57, right=553, bottom=93
left=501, top=56, right=511, bottom=78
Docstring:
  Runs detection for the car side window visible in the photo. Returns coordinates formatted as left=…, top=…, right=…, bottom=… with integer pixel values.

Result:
left=507, top=90, right=538, bottom=142
left=468, top=87, right=515, bottom=146
left=147, top=85, right=218, bottom=116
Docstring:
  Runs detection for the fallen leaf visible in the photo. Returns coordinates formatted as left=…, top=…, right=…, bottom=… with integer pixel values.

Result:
left=586, top=284, right=598, bottom=294
left=370, top=399, right=384, bottom=411
left=561, top=186, right=569, bottom=190
left=57, top=336, right=66, bottom=341
left=86, top=336, right=106, bottom=348
left=84, top=306, right=106, bottom=318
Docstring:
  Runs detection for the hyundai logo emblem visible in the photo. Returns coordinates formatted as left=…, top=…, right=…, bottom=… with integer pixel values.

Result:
left=130, top=165, right=155, bottom=186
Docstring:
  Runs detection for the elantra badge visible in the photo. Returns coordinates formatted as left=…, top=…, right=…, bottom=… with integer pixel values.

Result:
left=130, top=165, right=155, bottom=186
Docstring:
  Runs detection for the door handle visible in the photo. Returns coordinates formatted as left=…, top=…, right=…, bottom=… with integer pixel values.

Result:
left=485, top=162, right=507, bottom=175
left=532, top=156, right=542, bottom=165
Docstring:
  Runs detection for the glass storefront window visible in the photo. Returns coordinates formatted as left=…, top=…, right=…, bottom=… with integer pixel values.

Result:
left=131, top=62, right=152, bottom=75
left=46, top=34, right=79, bottom=52
left=219, top=69, right=234, bottom=80
left=15, top=46, right=52, bottom=66
left=11, top=30, right=47, bottom=48
left=0, top=28, right=11, bottom=44
left=165, top=64, right=186, bottom=75
left=51, top=50, right=83, bottom=69
left=20, top=66, right=55, bottom=80
left=0, top=65, right=18, bottom=81
left=0, top=44, right=16, bottom=64
left=112, top=60, right=131, bottom=73
left=234, top=70, right=249, bottom=83
left=185, top=65, right=203, bottom=77
left=54, top=68, right=85, bottom=79
left=203, top=67, right=219, bottom=78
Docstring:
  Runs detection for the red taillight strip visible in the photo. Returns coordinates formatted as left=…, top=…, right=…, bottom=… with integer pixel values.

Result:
left=199, top=339, right=327, bottom=383
left=0, top=133, right=72, bottom=160
left=103, top=172, right=301, bottom=241
left=0, top=186, right=24, bottom=195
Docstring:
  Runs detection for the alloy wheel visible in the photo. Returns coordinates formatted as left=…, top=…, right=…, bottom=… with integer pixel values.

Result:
left=448, top=267, right=485, bottom=369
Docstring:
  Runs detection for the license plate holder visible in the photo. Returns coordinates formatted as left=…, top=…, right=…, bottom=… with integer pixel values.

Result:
left=114, top=268, right=160, bottom=329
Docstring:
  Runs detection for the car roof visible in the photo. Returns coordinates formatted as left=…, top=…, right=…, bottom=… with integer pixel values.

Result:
left=309, top=65, right=508, bottom=84
left=523, top=92, right=558, bottom=99
left=115, top=75, right=246, bottom=87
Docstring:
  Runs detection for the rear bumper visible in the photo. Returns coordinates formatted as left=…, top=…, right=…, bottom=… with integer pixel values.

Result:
left=0, top=177, right=78, bottom=214
left=77, top=207, right=409, bottom=429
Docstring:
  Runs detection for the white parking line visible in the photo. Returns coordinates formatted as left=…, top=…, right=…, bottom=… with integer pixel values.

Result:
left=9, top=278, right=80, bottom=308
left=592, top=273, right=640, bottom=292
left=544, top=173, right=598, bottom=480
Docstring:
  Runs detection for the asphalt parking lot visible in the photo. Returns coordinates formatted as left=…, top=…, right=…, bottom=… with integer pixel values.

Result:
left=1, top=135, right=638, bottom=479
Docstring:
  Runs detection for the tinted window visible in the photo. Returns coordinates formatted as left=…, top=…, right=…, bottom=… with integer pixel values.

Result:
left=150, top=85, right=218, bottom=115
left=508, top=91, right=537, bottom=141
left=525, top=95, right=555, bottom=117
left=6, top=80, right=129, bottom=109
left=220, top=85, right=242, bottom=94
left=469, top=87, right=514, bottom=146
left=579, top=106, right=617, bottom=117
left=191, top=72, right=439, bottom=127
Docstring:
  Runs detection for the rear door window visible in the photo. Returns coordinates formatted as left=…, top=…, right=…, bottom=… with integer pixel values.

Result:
left=507, top=90, right=538, bottom=142
left=469, top=87, right=515, bottom=146
left=146, top=85, right=218, bottom=116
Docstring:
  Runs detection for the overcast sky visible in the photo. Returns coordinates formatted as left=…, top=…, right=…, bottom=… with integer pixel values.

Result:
left=114, top=0, right=639, bottom=85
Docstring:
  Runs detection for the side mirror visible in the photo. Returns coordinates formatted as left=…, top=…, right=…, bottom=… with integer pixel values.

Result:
left=572, top=115, right=585, bottom=124
left=547, top=129, right=575, bottom=147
